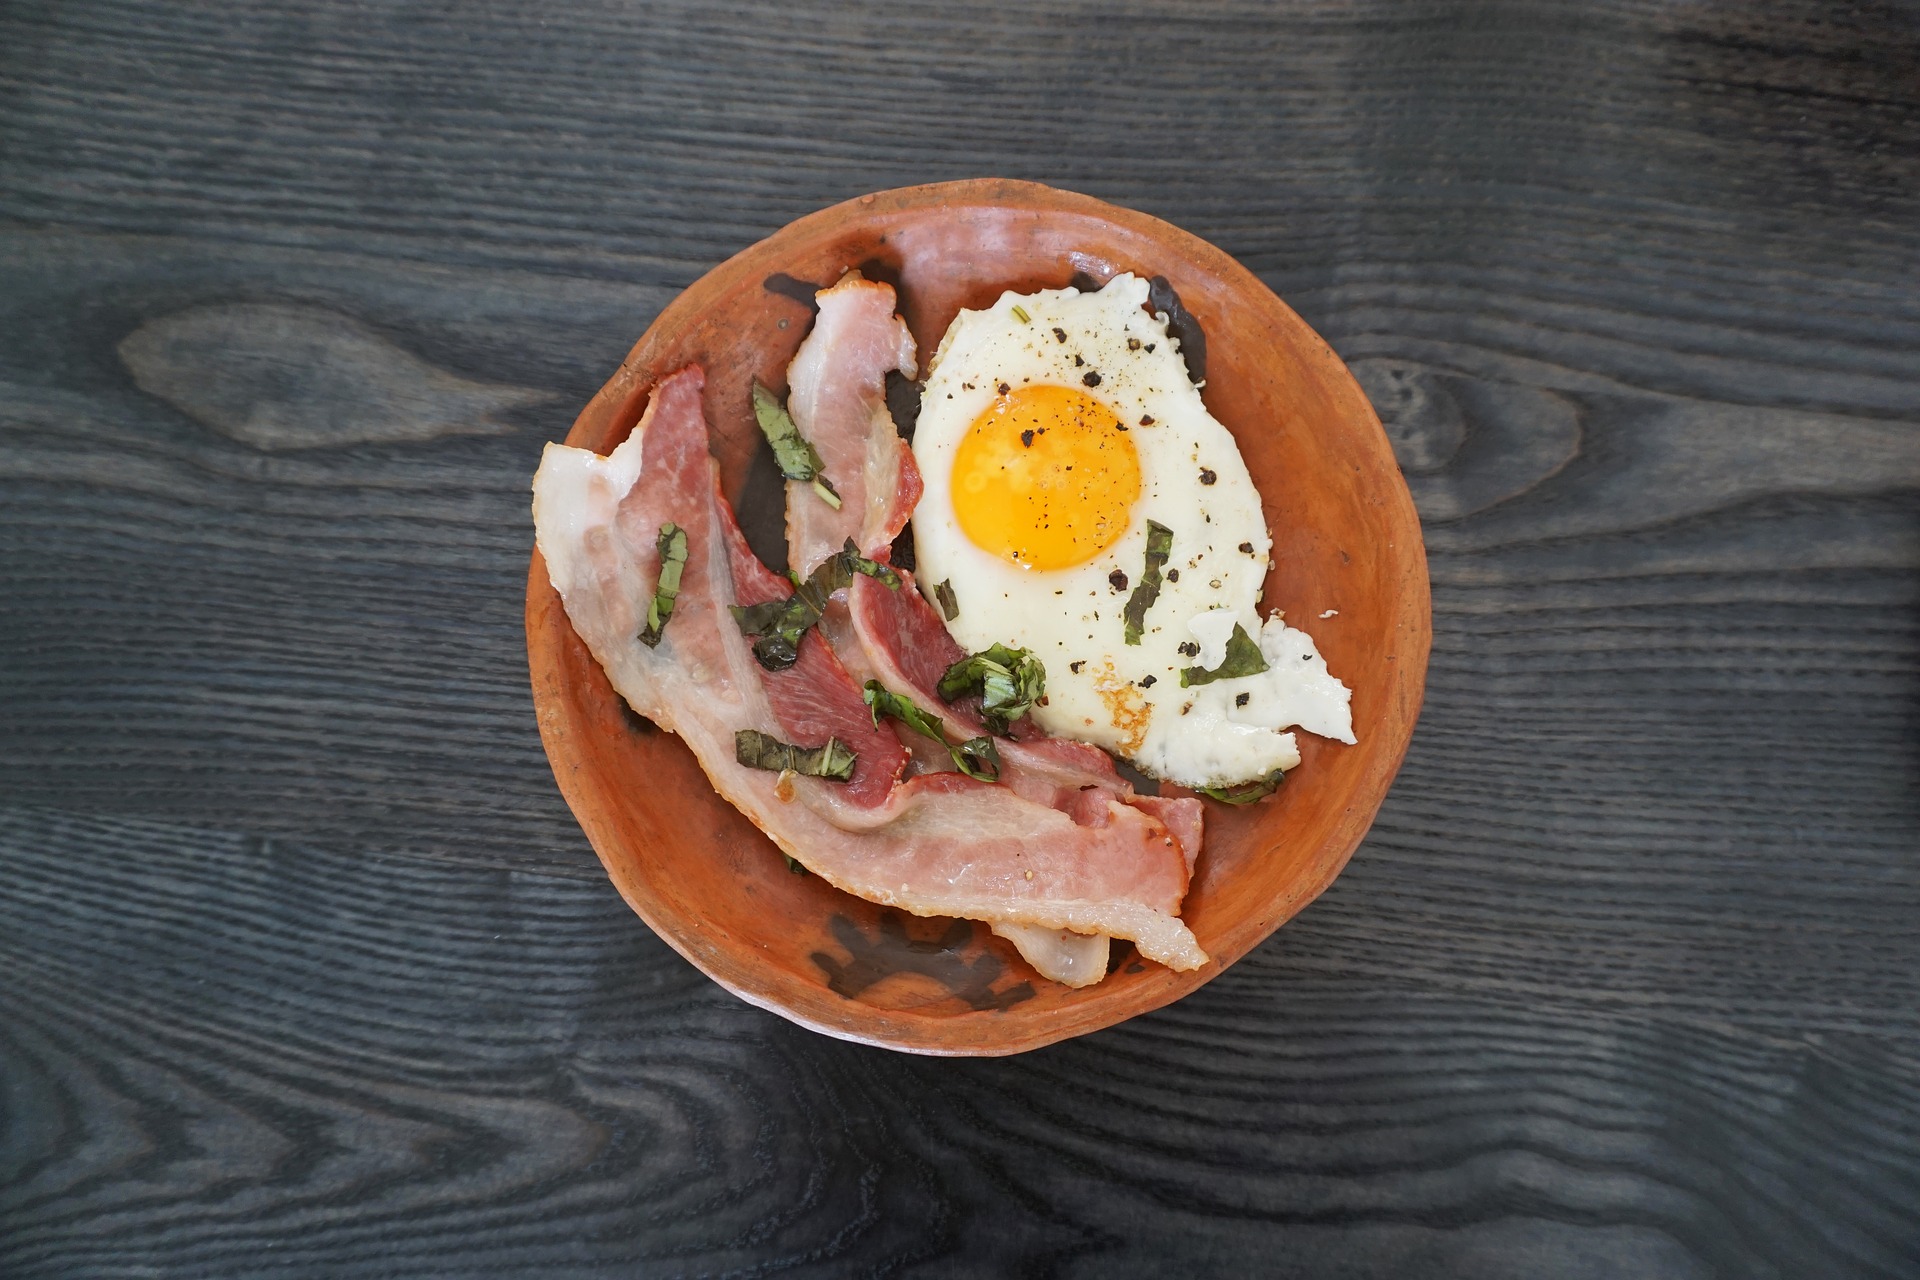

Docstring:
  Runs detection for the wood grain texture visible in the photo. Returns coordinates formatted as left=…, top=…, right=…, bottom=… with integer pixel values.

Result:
left=2, top=0, right=1917, bottom=1273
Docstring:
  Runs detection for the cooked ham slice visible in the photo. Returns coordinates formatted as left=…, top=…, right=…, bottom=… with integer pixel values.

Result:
left=533, top=366, right=1206, bottom=973
left=783, top=272, right=921, bottom=577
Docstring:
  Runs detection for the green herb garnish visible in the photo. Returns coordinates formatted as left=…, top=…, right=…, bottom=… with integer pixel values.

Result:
left=937, top=643, right=1046, bottom=737
left=1198, top=768, right=1286, bottom=805
left=863, top=680, right=1002, bottom=781
left=1010, top=304, right=1032, bottom=324
left=933, top=579, right=959, bottom=621
left=831, top=541, right=900, bottom=591
left=638, top=523, right=688, bottom=647
left=863, top=680, right=945, bottom=742
left=729, top=594, right=816, bottom=670
left=731, top=540, right=899, bottom=670
left=1122, top=520, right=1172, bottom=645
left=734, top=729, right=856, bottom=781
left=951, top=735, right=1002, bottom=780
left=1179, top=623, right=1269, bottom=687
left=751, top=380, right=841, bottom=509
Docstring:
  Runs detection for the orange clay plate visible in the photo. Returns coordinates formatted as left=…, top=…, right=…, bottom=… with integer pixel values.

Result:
left=525, top=179, right=1429, bottom=1055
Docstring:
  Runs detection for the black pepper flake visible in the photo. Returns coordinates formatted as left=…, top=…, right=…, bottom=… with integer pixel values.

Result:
left=963, top=382, right=975, bottom=390
left=1236, top=692, right=1251, bottom=707
left=1145, top=343, right=1156, bottom=352
left=1053, top=327, right=1067, bottom=342
left=1108, top=569, right=1128, bottom=591
left=1178, top=641, right=1200, bottom=657
left=1138, top=675, right=1157, bottom=688
left=1020, top=429, right=1035, bottom=447
left=1167, top=569, right=1180, bottom=582
left=1083, top=371, right=1102, bottom=387
left=997, top=382, right=1011, bottom=395
left=1140, top=415, right=1155, bottom=426
left=1073, top=354, right=1084, bottom=366
left=1199, top=468, right=1217, bottom=485
left=1239, top=542, right=1254, bottom=554
left=1070, top=660, right=1085, bottom=674
left=1127, top=337, right=1142, bottom=350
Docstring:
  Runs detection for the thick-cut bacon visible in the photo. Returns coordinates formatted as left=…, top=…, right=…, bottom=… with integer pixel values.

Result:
left=783, top=273, right=921, bottom=577
left=533, top=366, right=1206, bottom=973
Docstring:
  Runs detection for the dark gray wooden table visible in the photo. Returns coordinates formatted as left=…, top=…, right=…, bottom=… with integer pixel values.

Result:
left=4, top=2, right=1917, bottom=1275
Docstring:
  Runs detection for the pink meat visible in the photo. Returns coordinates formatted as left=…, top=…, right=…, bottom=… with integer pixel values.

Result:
left=531, top=366, right=1207, bottom=971
left=1132, top=795, right=1205, bottom=876
left=717, top=501, right=905, bottom=808
left=783, top=273, right=921, bottom=577
left=847, top=571, right=1203, bottom=864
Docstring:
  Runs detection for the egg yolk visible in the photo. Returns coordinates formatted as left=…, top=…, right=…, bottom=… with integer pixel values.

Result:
left=950, top=384, right=1142, bottom=570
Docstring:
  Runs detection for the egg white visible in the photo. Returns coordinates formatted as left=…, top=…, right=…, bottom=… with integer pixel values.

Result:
left=911, top=273, right=1354, bottom=789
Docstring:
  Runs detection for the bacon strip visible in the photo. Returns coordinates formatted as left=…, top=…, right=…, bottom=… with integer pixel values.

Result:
left=533, top=366, right=1206, bottom=972
left=783, top=272, right=921, bottom=577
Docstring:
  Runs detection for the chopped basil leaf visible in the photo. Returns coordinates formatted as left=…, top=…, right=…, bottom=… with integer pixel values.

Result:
left=863, top=680, right=1002, bottom=781
left=734, top=729, right=856, bottom=781
left=751, top=380, right=840, bottom=507
left=951, top=735, right=1002, bottom=781
left=1010, top=304, right=1032, bottom=324
left=863, top=680, right=947, bottom=742
left=639, top=523, right=687, bottom=647
left=731, top=540, right=900, bottom=670
left=934, top=579, right=959, bottom=621
left=1198, top=768, right=1286, bottom=805
left=937, top=643, right=1046, bottom=737
left=784, top=854, right=809, bottom=875
left=1179, top=622, right=1269, bottom=687
left=1122, top=520, right=1173, bottom=645
left=729, top=593, right=817, bottom=669
left=832, top=539, right=901, bottom=590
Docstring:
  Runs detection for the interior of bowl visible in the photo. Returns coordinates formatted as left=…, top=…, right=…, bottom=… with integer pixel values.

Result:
left=525, top=178, right=1430, bottom=1055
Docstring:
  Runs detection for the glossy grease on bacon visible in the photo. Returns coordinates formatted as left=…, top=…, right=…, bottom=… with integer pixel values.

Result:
left=782, top=272, right=921, bottom=578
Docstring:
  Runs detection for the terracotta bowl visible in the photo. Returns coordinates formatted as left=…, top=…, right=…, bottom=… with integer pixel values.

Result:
left=526, top=178, right=1429, bottom=1055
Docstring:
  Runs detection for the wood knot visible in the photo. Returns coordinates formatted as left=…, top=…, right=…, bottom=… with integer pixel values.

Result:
left=118, top=302, right=552, bottom=451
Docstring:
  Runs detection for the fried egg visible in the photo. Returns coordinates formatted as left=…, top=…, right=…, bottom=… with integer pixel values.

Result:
left=911, top=273, right=1354, bottom=790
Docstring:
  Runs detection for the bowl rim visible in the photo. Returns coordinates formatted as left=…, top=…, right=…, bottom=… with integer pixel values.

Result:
left=525, top=177, right=1431, bottom=1055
